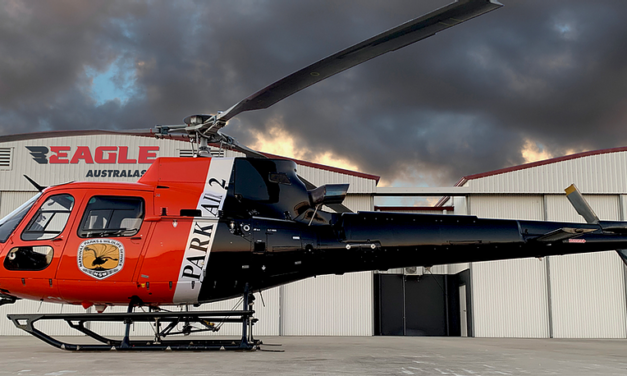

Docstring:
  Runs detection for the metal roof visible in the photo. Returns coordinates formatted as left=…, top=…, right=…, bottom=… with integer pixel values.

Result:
left=436, top=146, right=627, bottom=206
left=455, top=146, right=627, bottom=188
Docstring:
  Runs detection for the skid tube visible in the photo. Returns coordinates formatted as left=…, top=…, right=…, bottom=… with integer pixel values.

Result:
left=7, top=291, right=267, bottom=351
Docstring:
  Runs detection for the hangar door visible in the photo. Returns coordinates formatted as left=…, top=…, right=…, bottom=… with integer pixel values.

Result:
left=374, top=271, right=472, bottom=336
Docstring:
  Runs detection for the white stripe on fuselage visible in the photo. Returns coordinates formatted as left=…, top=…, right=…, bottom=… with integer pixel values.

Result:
left=173, top=158, right=235, bottom=304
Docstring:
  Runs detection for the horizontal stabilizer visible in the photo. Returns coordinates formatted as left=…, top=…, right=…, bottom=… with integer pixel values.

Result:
left=535, top=227, right=596, bottom=242
left=601, top=225, right=627, bottom=234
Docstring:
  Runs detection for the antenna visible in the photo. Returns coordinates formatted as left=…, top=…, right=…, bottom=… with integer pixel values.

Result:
left=23, top=175, right=46, bottom=192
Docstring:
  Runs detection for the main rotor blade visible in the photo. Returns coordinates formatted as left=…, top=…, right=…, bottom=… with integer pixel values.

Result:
left=217, top=0, right=501, bottom=122
left=225, top=136, right=268, bottom=159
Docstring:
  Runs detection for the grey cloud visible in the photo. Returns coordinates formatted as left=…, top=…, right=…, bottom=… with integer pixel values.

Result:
left=1, top=0, right=627, bottom=186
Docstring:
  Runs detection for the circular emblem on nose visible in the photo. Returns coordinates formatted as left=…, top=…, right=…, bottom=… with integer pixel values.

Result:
left=77, top=239, right=125, bottom=280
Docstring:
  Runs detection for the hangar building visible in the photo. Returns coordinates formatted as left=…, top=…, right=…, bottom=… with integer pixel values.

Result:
left=437, top=147, right=627, bottom=339
left=0, top=131, right=626, bottom=339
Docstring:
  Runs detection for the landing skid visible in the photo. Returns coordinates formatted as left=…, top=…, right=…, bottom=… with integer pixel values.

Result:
left=7, top=292, right=272, bottom=351
left=8, top=309, right=262, bottom=351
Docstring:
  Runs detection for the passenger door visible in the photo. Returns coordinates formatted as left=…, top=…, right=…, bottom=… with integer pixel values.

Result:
left=57, top=191, right=153, bottom=303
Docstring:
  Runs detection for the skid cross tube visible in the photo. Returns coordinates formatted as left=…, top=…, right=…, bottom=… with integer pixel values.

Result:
left=8, top=308, right=262, bottom=351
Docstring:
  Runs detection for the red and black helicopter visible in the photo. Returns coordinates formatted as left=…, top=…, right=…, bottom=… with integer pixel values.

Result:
left=2, top=0, right=627, bottom=351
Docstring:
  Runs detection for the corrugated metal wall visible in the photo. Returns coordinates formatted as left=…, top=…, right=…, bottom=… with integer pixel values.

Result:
left=0, top=191, right=38, bottom=217
left=0, top=300, right=85, bottom=336
left=448, top=263, right=469, bottom=275
left=87, top=288, right=281, bottom=337
left=295, top=164, right=377, bottom=194
left=467, top=193, right=627, bottom=338
left=545, top=195, right=627, bottom=338
left=281, top=273, right=373, bottom=336
left=276, top=194, right=375, bottom=336
left=459, top=149, right=627, bottom=339
left=469, top=196, right=550, bottom=338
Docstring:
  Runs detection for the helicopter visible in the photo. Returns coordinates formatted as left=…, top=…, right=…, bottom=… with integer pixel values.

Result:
left=2, top=0, right=627, bottom=351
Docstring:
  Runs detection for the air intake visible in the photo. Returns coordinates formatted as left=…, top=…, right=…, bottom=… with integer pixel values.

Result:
left=179, top=149, right=225, bottom=158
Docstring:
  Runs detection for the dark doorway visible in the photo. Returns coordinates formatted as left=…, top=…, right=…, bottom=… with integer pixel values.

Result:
left=374, top=270, right=472, bottom=336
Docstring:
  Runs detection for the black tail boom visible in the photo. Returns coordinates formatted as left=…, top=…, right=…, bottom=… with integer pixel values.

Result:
left=327, top=212, right=627, bottom=273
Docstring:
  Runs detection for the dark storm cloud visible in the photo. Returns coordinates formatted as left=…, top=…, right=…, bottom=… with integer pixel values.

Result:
left=1, top=0, right=627, bottom=186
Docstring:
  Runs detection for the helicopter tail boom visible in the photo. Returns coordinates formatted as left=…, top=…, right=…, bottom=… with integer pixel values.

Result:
left=318, top=212, right=627, bottom=275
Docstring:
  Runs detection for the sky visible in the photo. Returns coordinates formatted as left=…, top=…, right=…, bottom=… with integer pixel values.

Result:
left=2, top=0, right=627, bottom=196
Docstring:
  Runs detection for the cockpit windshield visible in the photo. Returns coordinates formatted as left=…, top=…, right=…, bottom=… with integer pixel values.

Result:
left=0, top=193, right=42, bottom=243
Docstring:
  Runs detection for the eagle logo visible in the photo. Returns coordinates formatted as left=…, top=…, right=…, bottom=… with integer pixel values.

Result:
left=77, top=239, right=125, bottom=279
left=25, top=146, right=49, bottom=164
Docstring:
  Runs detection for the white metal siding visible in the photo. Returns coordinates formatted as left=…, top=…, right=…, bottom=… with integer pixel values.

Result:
left=342, top=195, right=374, bottom=212
left=89, top=288, right=280, bottom=337
left=0, top=191, right=38, bottom=217
left=295, top=164, right=377, bottom=194
left=281, top=273, right=373, bottom=336
left=377, top=268, right=405, bottom=275
left=469, top=195, right=544, bottom=221
left=0, top=301, right=85, bottom=336
left=545, top=195, right=627, bottom=338
left=469, top=195, right=550, bottom=338
left=197, top=288, right=280, bottom=336
left=453, top=197, right=468, bottom=216
left=458, top=149, right=627, bottom=339
left=472, top=259, right=549, bottom=337
left=449, top=263, right=469, bottom=274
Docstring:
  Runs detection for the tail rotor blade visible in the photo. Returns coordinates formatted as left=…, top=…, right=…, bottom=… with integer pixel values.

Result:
left=565, top=184, right=600, bottom=224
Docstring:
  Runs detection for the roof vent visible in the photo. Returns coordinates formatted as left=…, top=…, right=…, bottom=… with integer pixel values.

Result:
left=0, top=148, right=12, bottom=169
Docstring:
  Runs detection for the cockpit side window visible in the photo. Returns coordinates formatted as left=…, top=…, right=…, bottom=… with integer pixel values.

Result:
left=21, top=194, right=75, bottom=241
left=0, top=193, right=41, bottom=243
left=78, top=196, right=144, bottom=238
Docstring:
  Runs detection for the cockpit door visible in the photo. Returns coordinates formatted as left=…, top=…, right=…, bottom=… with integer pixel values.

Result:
left=0, top=192, right=83, bottom=301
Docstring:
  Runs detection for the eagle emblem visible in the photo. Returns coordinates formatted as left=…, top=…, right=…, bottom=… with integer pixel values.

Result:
left=77, top=239, right=125, bottom=279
